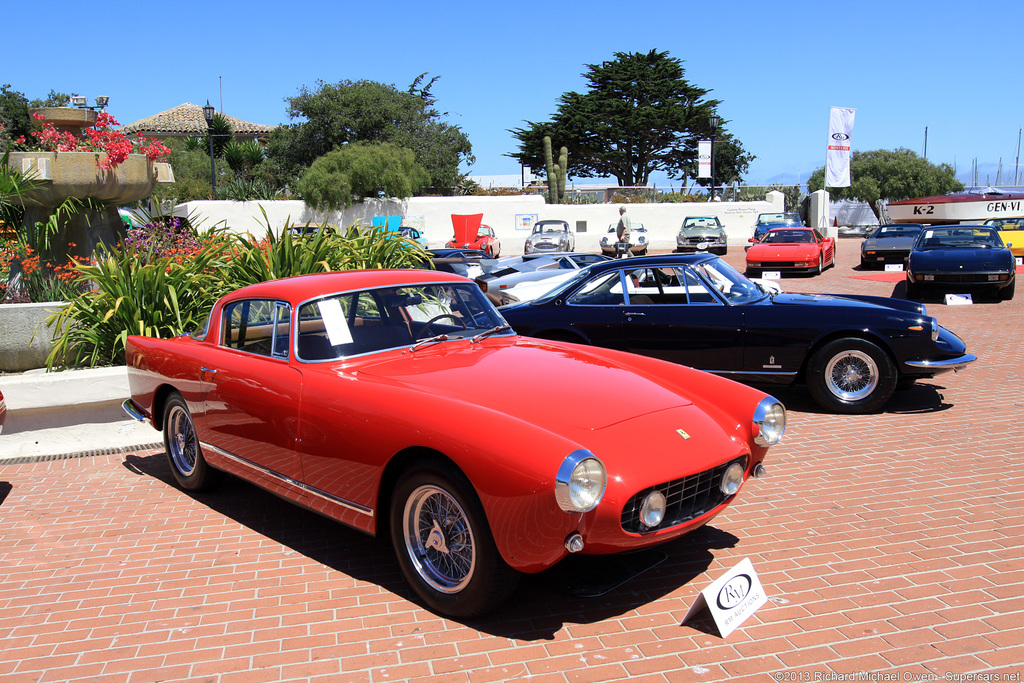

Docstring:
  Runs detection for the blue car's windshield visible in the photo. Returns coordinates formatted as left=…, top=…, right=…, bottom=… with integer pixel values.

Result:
left=917, top=227, right=1003, bottom=250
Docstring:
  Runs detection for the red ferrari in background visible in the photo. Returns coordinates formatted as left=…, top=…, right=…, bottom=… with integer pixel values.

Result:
left=746, top=227, right=836, bottom=277
left=445, top=213, right=500, bottom=257
left=121, top=269, right=785, bottom=617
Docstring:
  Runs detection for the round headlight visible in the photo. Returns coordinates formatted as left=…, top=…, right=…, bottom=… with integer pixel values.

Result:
left=721, top=462, right=744, bottom=496
left=640, top=490, right=666, bottom=527
left=555, top=451, right=607, bottom=512
left=753, top=397, right=786, bottom=447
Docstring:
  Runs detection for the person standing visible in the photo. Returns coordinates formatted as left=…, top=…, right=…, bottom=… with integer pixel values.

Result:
left=615, top=206, right=632, bottom=257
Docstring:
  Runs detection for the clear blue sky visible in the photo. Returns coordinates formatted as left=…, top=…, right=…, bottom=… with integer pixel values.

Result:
left=9, top=0, right=1023, bottom=189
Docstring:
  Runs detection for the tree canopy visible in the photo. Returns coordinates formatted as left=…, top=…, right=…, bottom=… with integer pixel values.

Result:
left=295, top=141, right=430, bottom=211
left=265, top=76, right=473, bottom=192
left=508, top=50, right=752, bottom=187
left=807, top=149, right=964, bottom=219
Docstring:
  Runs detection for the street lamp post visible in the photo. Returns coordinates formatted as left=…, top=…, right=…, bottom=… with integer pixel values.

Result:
left=709, top=114, right=721, bottom=199
left=203, top=100, right=216, bottom=195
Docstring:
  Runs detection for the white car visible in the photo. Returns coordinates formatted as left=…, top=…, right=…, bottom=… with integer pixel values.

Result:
left=600, top=223, right=648, bottom=256
left=524, top=220, right=575, bottom=253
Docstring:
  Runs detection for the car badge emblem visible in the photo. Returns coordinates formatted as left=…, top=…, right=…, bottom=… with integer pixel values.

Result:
left=676, top=429, right=691, bottom=439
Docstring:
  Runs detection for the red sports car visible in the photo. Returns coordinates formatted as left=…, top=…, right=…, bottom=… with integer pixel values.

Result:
left=746, top=227, right=836, bottom=277
left=122, top=270, right=785, bottom=617
left=445, top=213, right=500, bottom=257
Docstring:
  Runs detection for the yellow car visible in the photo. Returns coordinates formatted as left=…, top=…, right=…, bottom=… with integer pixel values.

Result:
left=985, top=218, right=1024, bottom=259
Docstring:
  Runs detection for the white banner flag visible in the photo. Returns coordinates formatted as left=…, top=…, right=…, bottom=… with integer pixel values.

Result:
left=825, top=107, right=856, bottom=187
left=698, top=140, right=712, bottom=179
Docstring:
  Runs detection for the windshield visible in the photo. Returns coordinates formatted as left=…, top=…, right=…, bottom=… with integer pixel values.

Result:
left=295, top=282, right=510, bottom=361
left=533, top=221, right=569, bottom=234
left=985, top=218, right=1024, bottom=231
left=916, top=227, right=1003, bottom=250
left=691, top=258, right=768, bottom=304
left=758, top=212, right=801, bottom=226
left=763, top=229, right=815, bottom=243
left=682, top=217, right=720, bottom=228
left=873, top=225, right=922, bottom=238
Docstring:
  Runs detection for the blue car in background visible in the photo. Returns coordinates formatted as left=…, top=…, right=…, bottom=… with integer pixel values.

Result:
left=905, top=225, right=1016, bottom=301
left=753, top=212, right=803, bottom=240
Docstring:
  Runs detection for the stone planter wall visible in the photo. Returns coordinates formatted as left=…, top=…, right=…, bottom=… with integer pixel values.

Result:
left=0, top=302, right=63, bottom=372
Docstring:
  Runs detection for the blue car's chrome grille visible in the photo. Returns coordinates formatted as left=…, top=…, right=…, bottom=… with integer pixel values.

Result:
left=620, top=456, right=747, bottom=534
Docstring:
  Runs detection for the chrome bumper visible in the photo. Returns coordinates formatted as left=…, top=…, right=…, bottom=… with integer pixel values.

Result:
left=904, top=354, right=978, bottom=372
left=121, top=398, right=150, bottom=422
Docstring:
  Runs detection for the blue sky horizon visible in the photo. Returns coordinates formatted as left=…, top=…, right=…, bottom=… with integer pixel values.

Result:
left=9, top=0, right=1023, bottom=190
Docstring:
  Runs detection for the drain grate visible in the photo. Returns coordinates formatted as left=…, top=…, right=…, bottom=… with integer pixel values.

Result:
left=2, top=443, right=164, bottom=466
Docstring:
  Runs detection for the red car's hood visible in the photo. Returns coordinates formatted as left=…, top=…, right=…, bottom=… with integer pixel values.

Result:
left=352, top=338, right=693, bottom=431
left=748, top=243, right=818, bottom=259
left=451, top=213, right=483, bottom=245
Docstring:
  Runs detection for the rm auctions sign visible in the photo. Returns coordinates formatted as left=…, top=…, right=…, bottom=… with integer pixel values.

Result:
left=682, top=557, right=767, bottom=637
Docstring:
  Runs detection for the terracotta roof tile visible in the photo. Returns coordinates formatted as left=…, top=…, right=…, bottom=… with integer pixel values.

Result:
left=119, top=102, right=277, bottom=136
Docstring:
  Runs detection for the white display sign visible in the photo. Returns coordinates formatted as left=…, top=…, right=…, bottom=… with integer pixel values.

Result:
left=698, top=140, right=712, bottom=179
left=762, top=271, right=782, bottom=280
left=318, top=299, right=354, bottom=346
left=884, top=263, right=905, bottom=272
left=682, top=557, right=767, bottom=638
left=944, top=293, right=974, bottom=306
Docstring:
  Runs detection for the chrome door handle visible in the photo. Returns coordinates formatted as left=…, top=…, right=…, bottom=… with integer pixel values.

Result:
left=200, top=366, right=217, bottom=374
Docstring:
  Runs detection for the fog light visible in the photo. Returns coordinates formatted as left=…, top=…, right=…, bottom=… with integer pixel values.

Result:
left=753, top=463, right=767, bottom=478
left=721, top=463, right=744, bottom=496
left=640, top=490, right=666, bottom=527
left=565, top=533, right=584, bottom=553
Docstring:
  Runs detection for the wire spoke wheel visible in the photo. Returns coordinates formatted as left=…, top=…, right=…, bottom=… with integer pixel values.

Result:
left=403, top=484, right=476, bottom=594
left=824, top=349, right=879, bottom=401
left=167, top=404, right=198, bottom=476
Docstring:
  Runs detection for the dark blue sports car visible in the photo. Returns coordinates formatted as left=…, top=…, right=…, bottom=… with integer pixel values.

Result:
left=499, top=254, right=976, bottom=414
left=905, top=225, right=1016, bottom=301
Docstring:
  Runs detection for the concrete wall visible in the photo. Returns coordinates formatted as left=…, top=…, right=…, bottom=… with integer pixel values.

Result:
left=0, top=302, right=62, bottom=372
left=178, top=191, right=786, bottom=255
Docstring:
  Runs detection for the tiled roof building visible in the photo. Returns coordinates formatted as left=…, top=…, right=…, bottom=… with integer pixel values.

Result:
left=119, top=102, right=277, bottom=140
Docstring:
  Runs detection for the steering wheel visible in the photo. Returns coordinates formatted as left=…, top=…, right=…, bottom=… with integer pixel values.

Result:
left=420, top=314, right=468, bottom=337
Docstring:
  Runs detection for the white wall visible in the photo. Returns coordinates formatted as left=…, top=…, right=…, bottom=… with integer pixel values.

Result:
left=178, top=191, right=785, bottom=256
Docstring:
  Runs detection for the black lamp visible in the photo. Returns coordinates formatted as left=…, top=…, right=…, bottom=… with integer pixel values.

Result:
left=203, top=101, right=216, bottom=194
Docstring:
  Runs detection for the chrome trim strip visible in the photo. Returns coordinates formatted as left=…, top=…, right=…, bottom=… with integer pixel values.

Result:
left=904, top=353, right=977, bottom=370
left=200, top=442, right=374, bottom=517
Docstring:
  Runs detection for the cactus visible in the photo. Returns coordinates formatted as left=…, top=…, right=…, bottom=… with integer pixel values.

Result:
left=543, top=136, right=568, bottom=204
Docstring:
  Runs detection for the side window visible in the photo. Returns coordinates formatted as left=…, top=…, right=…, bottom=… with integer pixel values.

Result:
left=222, top=299, right=291, bottom=358
left=568, top=271, right=625, bottom=306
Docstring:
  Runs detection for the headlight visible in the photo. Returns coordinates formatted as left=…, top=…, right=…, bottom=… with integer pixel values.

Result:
left=555, top=450, right=606, bottom=512
left=640, top=490, right=666, bottom=527
left=752, top=397, right=786, bottom=447
left=721, top=463, right=744, bottom=496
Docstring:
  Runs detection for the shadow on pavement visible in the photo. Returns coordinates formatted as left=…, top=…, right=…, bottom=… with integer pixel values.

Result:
left=121, top=451, right=732, bottom=638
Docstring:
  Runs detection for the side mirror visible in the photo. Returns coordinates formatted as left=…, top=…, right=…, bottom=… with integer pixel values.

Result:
left=748, top=238, right=757, bottom=244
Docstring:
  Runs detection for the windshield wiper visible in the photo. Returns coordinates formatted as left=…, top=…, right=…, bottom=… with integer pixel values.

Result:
left=410, top=334, right=448, bottom=351
left=471, top=324, right=512, bottom=343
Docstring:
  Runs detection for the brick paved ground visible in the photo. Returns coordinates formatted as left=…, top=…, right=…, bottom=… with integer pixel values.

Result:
left=1, top=242, right=1022, bottom=682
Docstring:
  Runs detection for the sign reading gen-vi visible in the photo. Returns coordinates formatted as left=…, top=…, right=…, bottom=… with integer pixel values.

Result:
left=682, top=557, right=767, bottom=637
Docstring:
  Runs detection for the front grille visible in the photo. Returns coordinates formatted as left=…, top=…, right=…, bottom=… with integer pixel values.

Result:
left=621, top=456, right=747, bottom=534
left=683, top=236, right=722, bottom=245
left=929, top=273, right=1004, bottom=284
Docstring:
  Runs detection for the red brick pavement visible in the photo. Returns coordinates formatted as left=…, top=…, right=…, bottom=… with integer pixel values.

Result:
left=1, top=243, right=1022, bottom=682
